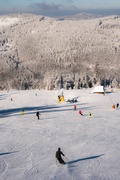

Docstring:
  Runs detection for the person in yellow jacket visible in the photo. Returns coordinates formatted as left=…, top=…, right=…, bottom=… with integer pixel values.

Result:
left=21, top=109, right=24, bottom=115
left=88, top=112, right=92, bottom=118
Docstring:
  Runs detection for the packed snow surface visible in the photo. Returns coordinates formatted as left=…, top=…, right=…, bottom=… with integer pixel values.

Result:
left=0, top=88, right=120, bottom=180
left=0, top=17, right=19, bottom=27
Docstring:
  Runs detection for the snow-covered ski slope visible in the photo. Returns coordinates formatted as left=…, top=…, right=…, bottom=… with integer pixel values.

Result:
left=0, top=88, right=120, bottom=180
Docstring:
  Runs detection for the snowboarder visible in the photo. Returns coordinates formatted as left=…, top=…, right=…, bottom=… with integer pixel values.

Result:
left=79, top=110, right=83, bottom=116
left=56, top=148, right=65, bottom=164
left=36, top=111, right=40, bottom=120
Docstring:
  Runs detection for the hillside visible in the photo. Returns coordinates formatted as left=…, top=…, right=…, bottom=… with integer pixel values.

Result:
left=0, top=13, right=120, bottom=90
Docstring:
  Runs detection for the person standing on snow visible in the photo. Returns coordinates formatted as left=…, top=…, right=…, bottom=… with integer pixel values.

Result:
left=56, top=148, right=65, bottom=164
left=88, top=112, right=92, bottom=117
left=36, top=111, right=40, bottom=120
left=116, top=103, right=119, bottom=108
left=74, top=105, right=77, bottom=110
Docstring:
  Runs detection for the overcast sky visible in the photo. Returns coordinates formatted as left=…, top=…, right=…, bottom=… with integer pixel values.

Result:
left=0, top=0, right=120, bottom=17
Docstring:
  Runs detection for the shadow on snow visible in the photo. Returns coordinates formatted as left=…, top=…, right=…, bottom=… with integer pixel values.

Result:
left=0, top=151, right=18, bottom=156
left=66, top=154, right=105, bottom=164
left=0, top=94, right=9, bottom=100
left=0, top=103, right=97, bottom=118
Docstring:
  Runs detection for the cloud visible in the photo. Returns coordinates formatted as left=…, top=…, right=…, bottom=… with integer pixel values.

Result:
left=66, top=0, right=74, bottom=2
left=30, top=2, right=61, bottom=11
left=27, top=2, right=80, bottom=17
left=67, top=5, right=78, bottom=10
left=29, top=2, right=79, bottom=11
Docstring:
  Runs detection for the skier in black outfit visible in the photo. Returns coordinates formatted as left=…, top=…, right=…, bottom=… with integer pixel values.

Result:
left=36, top=111, right=40, bottom=119
left=116, top=103, right=119, bottom=108
left=56, top=148, right=65, bottom=164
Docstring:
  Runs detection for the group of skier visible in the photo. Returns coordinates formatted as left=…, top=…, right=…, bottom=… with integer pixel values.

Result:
left=35, top=109, right=92, bottom=120
left=36, top=103, right=119, bottom=165
left=79, top=110, right=92, bottom=117
left=55, top=108, right=92, bottom=165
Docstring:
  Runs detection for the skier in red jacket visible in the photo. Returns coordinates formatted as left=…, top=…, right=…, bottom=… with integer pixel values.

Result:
left=79, top=110, right=83, bottom=116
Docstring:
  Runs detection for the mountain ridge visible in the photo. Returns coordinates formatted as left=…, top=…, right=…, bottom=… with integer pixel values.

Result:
left=0, top=13, right=120, bottom=90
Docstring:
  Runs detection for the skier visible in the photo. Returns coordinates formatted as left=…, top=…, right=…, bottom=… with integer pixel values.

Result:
left=74, top=105, right=77, bottom=110
left=88, top=112, right=92, bottom=118
left=79, top=110, right=83, bottom=116
left=21, top=109, right=24, bottom=115
left=56, top=148, right=65, bottom=164
left=116, top=103, right=119, bottom=108
left=36, top=111, right=40, bottom=120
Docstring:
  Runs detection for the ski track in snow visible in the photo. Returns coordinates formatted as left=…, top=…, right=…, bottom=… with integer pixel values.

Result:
left=0, top=159, right=8, bottom=174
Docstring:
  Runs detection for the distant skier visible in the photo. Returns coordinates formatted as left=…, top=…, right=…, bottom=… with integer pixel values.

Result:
left=79, top=110, right=83, bottom=116
left=88, top=112, right=92, bottom=118
left=116, top=103, right=119, bottom=108
left=74, top=105, right=77, bottom=110
left=56, top=148, right=65, bottom=164
left=21, top=109, right=24, bottom=115
left=36, top=111, right=40, bottom=120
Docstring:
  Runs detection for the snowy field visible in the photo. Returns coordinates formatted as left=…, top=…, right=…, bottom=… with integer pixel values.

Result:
left=0, top=88, right=120, bottom=180
left=0, top=17, right=19, bottom=27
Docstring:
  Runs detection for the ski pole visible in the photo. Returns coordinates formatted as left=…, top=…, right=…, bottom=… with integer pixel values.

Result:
left=65, top=156, right=69, bottom=161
